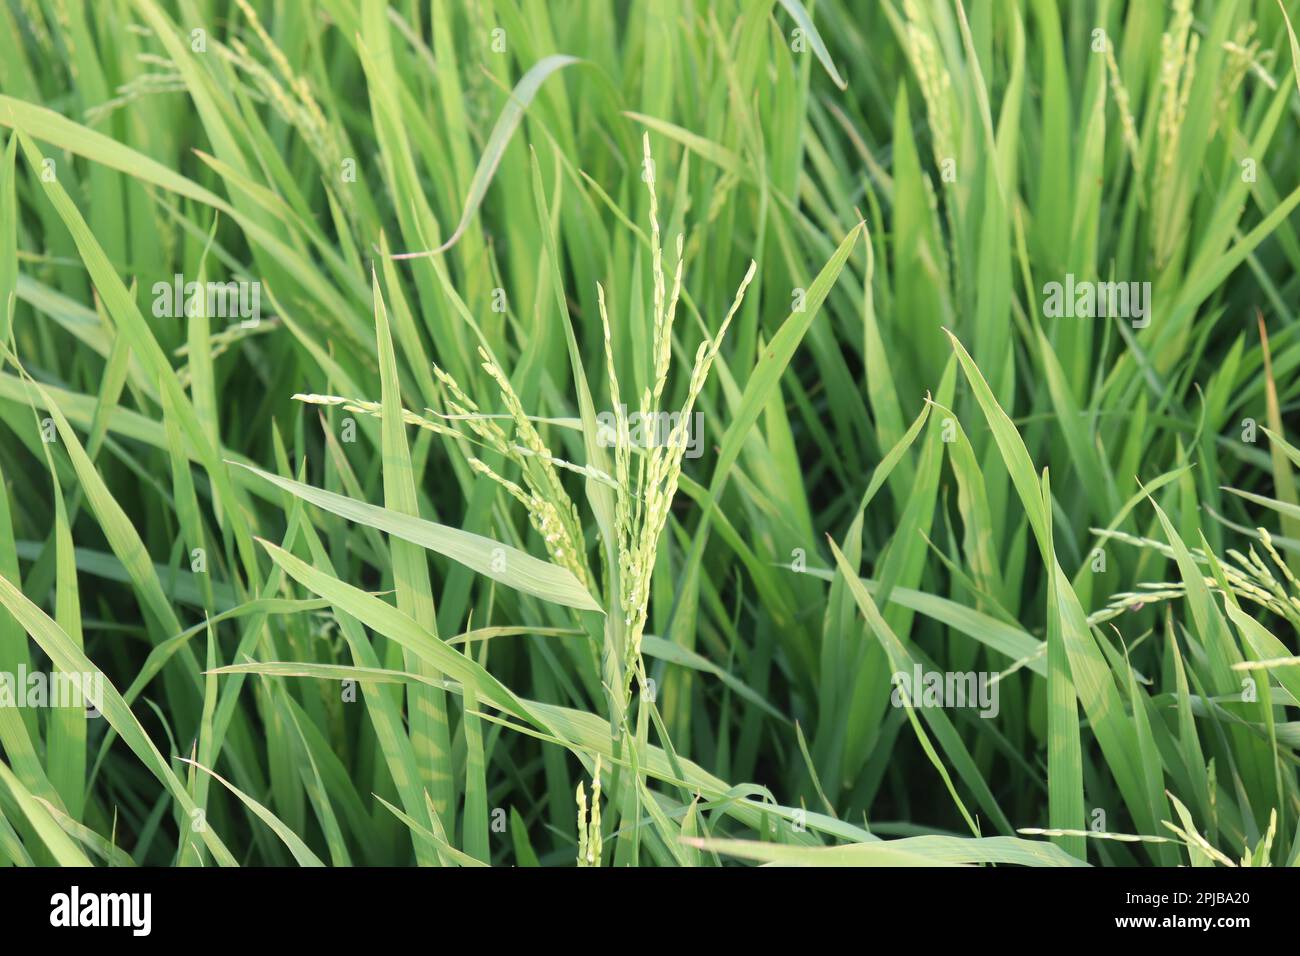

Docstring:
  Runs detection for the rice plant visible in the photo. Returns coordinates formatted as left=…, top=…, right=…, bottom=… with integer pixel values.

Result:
left=0, top=0, right=1299, bottom=869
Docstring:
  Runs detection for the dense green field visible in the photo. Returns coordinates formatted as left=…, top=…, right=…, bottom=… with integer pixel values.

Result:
left=0, top=0, right=1299, bottom=867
